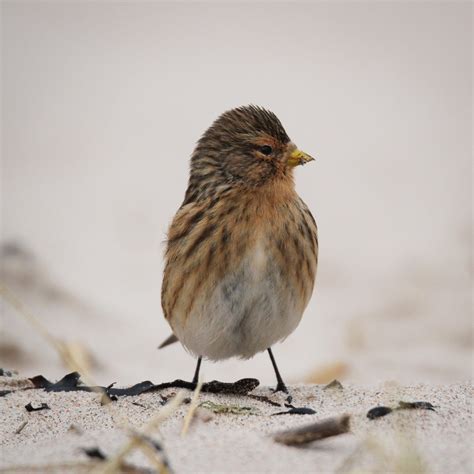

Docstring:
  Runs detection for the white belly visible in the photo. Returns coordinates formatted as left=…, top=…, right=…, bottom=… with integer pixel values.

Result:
left=174, top=242, right=304, bottom=360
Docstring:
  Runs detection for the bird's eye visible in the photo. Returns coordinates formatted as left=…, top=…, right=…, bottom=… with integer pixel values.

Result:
left=260, top=145, right=273, bottom=155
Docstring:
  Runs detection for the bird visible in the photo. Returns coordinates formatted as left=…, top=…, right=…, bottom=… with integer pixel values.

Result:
left=160, top=105, right=318, bottom=393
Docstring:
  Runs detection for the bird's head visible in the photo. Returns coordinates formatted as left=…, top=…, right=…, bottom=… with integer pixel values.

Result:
left=186, top=106, right=314, bottom=200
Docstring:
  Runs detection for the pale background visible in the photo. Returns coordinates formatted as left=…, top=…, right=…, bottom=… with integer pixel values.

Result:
left=1, top=1, right=472, bottom=386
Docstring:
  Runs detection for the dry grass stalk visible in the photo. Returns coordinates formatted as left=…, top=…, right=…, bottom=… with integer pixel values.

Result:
left=95, top=390, right=187, bottom=474
left=131, top=439, right=167, bottom=473
left=0, top=461, right=104, bottom=473
left=181, top=377, right=203, bottom=436
left=0, top=283, right=94, bottom=386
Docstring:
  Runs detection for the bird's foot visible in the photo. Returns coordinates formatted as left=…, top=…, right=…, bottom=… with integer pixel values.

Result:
left=272, top=383, right=293, bottom=404
left=273, top=382, right=288, bottom=394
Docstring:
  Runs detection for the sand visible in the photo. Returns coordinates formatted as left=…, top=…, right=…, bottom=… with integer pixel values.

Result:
left=0, top=373, right=472, bottom=473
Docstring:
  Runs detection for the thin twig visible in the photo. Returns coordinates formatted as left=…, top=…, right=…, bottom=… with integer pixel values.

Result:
left=14, top=420, right=28, bottom=434
left=274, top=414, right=351, bottom=446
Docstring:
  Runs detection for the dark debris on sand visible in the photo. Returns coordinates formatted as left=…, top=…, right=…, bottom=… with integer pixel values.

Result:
left=0, top=371, right=320, bottom=415
left=367, top=400, right=436, bottom=419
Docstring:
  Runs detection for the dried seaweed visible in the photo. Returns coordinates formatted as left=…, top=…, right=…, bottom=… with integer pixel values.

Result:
left=273, top=406, right=316, bottom=416
left=367, top=400, right=436, bottom=419
left=199, top=378, right=260, bottom=395
left=143, top=378, right=259, bottom=396
left=132, top=401, right=147, bottom=408
left=30, top=372, right=85, bottom=392
left=247, top=394, right=282, bottom=407
left=274, top=414, right=351, bottom=445
left=397, top=401, right=435, bottom=411
left=158, top=393, right=190, bottom=405
left=0, top=368, right=17, bottom=377
left=367, top=406, right=393, bottom=419
left=82, top=447, right=107, bottom=460
left=25, top=402, right=50, bottom=412
left=8, top=371, right=323, bottom=418
left=110, top=381, right=157, bottom=396
left=26, top=372, right=260, bottom=398
left=28, top=372, right=151, bottom=396
left=199, top=400, right=261, bottom=415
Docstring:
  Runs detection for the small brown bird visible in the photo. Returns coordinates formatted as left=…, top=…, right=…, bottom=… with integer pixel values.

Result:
left=160, top=105, right=318, bottom=392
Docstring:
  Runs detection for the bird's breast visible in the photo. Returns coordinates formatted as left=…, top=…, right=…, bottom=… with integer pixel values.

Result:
left=162, top=190, right=318, bottom=360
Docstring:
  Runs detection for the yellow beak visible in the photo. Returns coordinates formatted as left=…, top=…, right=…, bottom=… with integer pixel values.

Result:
left=287, top=148, right=315, bottom=167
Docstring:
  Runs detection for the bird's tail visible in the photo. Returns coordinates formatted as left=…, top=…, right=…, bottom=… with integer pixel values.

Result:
left=158, top=333, right=178, bottom=349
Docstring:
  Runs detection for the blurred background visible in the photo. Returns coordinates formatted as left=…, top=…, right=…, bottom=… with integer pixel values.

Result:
left=1, top=2, right=471, bottom=386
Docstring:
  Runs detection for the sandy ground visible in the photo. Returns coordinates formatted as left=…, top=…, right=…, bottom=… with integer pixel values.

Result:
left=0, top=373, right=472, bottom=473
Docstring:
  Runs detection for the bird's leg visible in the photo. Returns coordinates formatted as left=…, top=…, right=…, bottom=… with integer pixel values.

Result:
left=191, top=356, right=202, bottom=385
left=267, top=348, right=288, bottom=394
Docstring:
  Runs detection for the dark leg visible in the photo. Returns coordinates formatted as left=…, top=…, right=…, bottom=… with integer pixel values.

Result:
left=191, top=356, right=202, bottom=385
left=267, top=348, right=288, bottom=393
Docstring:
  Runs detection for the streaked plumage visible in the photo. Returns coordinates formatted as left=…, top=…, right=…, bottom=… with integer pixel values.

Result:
left=161, top=105, right=318, bottom=387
